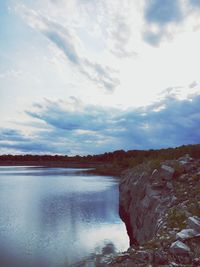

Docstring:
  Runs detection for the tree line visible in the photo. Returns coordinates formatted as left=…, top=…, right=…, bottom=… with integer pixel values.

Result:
left=1, top=144, right=200, bottom=168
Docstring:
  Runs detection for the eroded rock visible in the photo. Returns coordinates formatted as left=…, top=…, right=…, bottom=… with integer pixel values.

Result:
left=176, top=229, right=198, bottom=240
left=161, top=165, right=175, bottom=180
left=112, top=157, right=200, bottom=267
left=187, top=216, right=200, bottom=233
left=119, top=163, right=173, bottom=245
left=170, top=240, right=190, bottom=255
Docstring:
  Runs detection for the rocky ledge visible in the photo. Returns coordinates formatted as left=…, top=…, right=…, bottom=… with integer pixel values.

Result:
left=109, top=154, right=200, bottom=267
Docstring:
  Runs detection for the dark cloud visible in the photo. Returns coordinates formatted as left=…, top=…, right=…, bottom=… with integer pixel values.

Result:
left=26, top=99, right=118, bottom=131
left=1, top=94, right=200, bottom=155
left=0, top=128, right=71, bottom=154
left=143, top=0, right=183, bottom=45
left=145, top=0, right=182, bottom=25
left=0, top=141, right=58, bottom=154
left=0, top=129, right=28, bottom=142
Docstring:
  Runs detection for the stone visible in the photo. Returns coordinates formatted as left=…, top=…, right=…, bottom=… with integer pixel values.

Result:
left=187, top=216, right=200, bottom=233
left=170, top=240, right=190, bottom=255
left=178, top=154, right=193, bottom=165
left=176, top=228, right=198, bottom=240
left=161, top=165, right=175, bottom=180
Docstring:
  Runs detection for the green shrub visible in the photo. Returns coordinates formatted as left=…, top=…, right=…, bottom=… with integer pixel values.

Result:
left=167, top=208, right=187, bottom=229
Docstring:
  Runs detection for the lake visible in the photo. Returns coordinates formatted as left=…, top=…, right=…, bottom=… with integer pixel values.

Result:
left=0, top=166, right=129, bottom=267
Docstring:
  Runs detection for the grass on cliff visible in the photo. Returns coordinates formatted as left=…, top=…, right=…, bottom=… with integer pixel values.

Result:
left=167, top=208, right=187, bottom=229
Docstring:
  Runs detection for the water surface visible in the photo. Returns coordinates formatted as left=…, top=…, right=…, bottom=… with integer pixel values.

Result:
left=0, top=166, right=128, bottom=267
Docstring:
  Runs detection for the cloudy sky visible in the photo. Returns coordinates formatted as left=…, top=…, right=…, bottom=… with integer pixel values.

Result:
left=1, top=0, right=200, bottom=155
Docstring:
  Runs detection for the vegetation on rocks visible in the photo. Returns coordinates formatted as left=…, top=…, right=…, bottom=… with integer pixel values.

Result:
left=109, top=154, right=200, bottom=267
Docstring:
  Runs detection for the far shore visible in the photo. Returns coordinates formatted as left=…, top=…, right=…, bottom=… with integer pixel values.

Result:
left=0, top=161, right=121, bottom=176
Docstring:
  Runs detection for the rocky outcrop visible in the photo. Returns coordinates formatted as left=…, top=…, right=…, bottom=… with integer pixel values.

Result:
left=119, top=161, right=175, bottom=245
left=110, top=155, right=200, bottom=266
left=170, top=240, right=190, bottom=255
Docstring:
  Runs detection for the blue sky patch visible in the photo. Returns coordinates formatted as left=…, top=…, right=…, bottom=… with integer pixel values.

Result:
left=145, top=0, right=182, bottom=25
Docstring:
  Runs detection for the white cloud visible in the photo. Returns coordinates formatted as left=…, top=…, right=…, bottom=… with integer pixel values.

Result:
left=16, top=3, right=119, bottom=92
left=11, top=0, right=200, bottom=107
left=2, top=92, right=200, bottom=155
left=1, top=0, right=200, bottom=155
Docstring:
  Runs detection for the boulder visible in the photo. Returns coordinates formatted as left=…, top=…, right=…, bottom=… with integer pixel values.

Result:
left=187, top=216, right=200, bottom=233
left=178, top=154, right=193, bottom=165
left=170, top=241, right=190, bottom=255
left=176, top=229, right=198, bottom=240
left=161, top=165, right=175, bottom=180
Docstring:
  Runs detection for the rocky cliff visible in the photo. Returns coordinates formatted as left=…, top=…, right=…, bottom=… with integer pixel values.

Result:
left=110, top=155, right=200, bottom=266
left=119, top=161, right=175, bottom=246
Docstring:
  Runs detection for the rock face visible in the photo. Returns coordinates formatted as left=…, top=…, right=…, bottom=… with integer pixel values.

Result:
left=119, top=162, right=174, bottom=245
left=110, top=155, right=200, bottom=266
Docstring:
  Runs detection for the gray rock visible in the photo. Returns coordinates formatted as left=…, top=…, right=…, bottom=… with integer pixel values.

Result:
left=161, top=165, right=175, bottom=180
left=178, top=154, right=193, bottom=165
left=119, top=164, right=173, bottom=245
left=187, top=216, right=200, bottom=233
left=176, top=228, right=198, bottom=240
left=161, top=165, right=174, bottom=173
left=170, top=240, right=190, bottom=255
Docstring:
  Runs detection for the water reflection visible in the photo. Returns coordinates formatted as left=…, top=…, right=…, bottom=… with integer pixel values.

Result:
left=0, top=167, right=128, bottom=267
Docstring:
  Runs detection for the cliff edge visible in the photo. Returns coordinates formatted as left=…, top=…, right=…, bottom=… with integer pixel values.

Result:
left=110, top=155, right=200, bottom=266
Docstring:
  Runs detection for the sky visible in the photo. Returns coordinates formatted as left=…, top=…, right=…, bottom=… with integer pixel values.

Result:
left=1, top=0, right=200, bottom=155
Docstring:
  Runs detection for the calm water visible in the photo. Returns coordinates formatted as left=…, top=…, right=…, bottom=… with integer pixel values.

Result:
left=0, top=166, right=128, bottom=267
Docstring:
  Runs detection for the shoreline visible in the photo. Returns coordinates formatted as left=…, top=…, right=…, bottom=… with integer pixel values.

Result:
left=0, top=161, right=121, bottom=177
